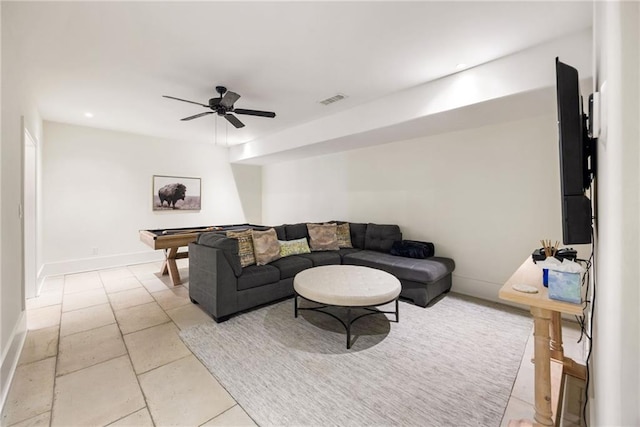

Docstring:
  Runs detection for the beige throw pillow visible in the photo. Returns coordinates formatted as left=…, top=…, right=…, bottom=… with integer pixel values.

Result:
left=336, top=223, right=353, bottom=248
left=307, top=223, right=340, bottom=251
left=251, top=228, right=281, bottom=265
left=226, top=229, right=256, bottom=268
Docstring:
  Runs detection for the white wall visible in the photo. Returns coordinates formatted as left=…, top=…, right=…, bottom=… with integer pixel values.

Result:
left=592, top=2, right=640, bottom=425
left=41, top=121, right=261, bottom=275
left=263, top=114, right=581, bottom=302
left=0, top=2, right=44, bottom=410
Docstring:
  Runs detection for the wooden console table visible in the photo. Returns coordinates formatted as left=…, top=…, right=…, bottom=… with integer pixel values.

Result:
left=499, top=257, right=586, bottom=426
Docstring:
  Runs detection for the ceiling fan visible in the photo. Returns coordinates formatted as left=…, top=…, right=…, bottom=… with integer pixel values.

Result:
left=163, top=86, right=276, bottom=129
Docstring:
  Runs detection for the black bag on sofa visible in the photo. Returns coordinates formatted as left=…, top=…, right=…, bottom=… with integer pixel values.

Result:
left=390, top=240, right=435, bottom=259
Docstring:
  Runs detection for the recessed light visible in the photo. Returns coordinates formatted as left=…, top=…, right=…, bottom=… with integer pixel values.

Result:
left=84, top=112, right=94, bottom=118
left=456, top=63, right=467, bottom=70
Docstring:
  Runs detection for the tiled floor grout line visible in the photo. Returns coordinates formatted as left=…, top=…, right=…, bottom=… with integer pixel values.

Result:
left=136, top=353, right=193, bottom=378
left=107, top=274, right=157, bottom=427
left=48, top=275, right=66, bottom=427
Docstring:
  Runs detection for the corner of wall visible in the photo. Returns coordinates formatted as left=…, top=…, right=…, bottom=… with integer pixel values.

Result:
left=230, top=163, right=263, bottom=224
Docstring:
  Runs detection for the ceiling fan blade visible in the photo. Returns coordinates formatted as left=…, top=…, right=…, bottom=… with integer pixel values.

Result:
left=163, top=95, right=208, bottom=108
left=233, top=108, right=276, bottom=118
left=181, top=111, right=213, bottom=121
left=224, top=113, right=245, bottom=128
left=220, top=91, right=241, bottom=108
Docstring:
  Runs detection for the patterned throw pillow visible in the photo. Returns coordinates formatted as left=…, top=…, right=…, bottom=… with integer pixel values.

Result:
left=306, top=223, right=340, bottom=251
left=336, top=223, right=353, bottom=248
left=226, top=229, right=255, bottom=268
left=279, top=238, right=311, bottom=258
left=251, top=228, right=281, bottom=265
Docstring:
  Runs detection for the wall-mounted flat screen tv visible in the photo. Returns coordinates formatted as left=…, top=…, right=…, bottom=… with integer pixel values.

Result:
left=555, top=57, right=596, bottom=245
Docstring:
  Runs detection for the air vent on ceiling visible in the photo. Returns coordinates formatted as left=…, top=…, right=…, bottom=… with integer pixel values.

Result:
left=319, top=93, right=347, bottom=106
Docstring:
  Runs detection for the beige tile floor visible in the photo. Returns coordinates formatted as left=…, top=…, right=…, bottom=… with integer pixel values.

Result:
left=2, top=259, right=585, bottom=426
left=1, top=260, right=256, bottom=427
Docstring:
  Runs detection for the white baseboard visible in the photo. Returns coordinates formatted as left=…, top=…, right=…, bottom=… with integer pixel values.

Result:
left=0, top=312, right=27, bottom=414
left=452, top=274, right=533, bottom=313
left=40, top=250, right=165, bottom=277
left=453, top=273, right=583, bottom=321
left=451, top=274, right=505, bottom=304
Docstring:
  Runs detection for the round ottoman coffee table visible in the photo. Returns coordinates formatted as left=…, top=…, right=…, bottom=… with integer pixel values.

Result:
left=293, top=265, right=401, bottom=349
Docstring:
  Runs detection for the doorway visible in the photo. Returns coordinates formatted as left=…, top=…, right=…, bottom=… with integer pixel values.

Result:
left=23, top=128, right=38, bottom=299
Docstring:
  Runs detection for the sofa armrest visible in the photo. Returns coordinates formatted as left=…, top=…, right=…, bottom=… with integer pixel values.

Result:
left=197, top=232, right=242, bottom=276
left=188, top=242, right=239, bottom=321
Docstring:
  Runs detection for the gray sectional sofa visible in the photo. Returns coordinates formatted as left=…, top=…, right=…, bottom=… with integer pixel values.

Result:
left=188, top=222, right=455, bottom=322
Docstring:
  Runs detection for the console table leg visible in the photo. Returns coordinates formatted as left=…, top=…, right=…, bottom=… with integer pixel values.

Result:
left=531, top=306, right=554, bottom=426
left=294, top=294, right=298, bottom=318
left=346, top=308, right=352, bottom=349
left=550, top=311, right=564, bottom=361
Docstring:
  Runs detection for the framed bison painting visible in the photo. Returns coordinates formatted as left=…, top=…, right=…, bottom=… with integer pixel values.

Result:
left=152, top=175, right=201, bottom=211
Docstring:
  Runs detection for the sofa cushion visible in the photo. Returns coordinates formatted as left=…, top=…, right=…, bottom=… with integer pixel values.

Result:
left=307, top=223, right=340, bottom=251
left=279, top=238, right=311, bottom=258
left=364, top=223, right=402, bottom=253
left=343, top=250, right=454, bottom=283
left=337, top=247, right=362, bottom=260
left=285, top=223, right=309, bottom=241
left=273, top=225, right=286, bottom=241
left=237, top=264, right=281, bottom=291
left=270, top=256, right=313, bottom=280
left=298, top=251, right=341, bottom=266
left=336, top=223, right=353, bottom=248
left=252, top=228, right=281, bottom=265
left=197, top=232, right=242, bottom=276
left=226, top=229, right=256, bottom=267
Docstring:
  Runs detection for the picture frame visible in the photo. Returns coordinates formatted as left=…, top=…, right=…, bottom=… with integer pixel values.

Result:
left=152, top=175, right=201, bottom=211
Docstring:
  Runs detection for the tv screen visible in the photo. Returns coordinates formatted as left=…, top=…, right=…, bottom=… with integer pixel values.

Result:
left=555, top=57, right=594, bottom=245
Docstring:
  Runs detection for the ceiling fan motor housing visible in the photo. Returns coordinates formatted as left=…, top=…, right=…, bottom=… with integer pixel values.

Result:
left=164, top=85, right=275, bottom=128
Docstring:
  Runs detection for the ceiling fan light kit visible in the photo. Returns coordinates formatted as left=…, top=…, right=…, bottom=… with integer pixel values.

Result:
left=163, top=86, right=276, bottom=129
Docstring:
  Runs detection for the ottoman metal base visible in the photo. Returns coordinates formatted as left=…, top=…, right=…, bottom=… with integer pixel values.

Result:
left=294, top=294, right=399, bottom=349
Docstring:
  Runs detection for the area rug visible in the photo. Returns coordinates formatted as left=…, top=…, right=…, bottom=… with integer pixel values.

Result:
left=179, top=294, right=531, bottom=426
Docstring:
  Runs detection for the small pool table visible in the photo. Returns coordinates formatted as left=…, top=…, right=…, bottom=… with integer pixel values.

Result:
left=139, top=224, right=254, bottom=286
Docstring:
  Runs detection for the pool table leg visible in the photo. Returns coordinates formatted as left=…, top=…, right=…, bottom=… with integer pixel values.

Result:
left=161, top=247, right=182, bottom=286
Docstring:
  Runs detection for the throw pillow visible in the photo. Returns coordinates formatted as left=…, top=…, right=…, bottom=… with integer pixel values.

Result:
left=306, top=223, right=340, bottom=251
left=251, top=228, right=281, bottom=265
left=390, top=240, right=435, bottom=259
left=279, top=238, right=311, bottom=258
left=336, top=223, right=353, bottom=248
left=226, top=229, right=256, bottom=268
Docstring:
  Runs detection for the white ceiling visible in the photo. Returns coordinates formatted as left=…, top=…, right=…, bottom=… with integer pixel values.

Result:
left=4, top=1, right=592, bottom=148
